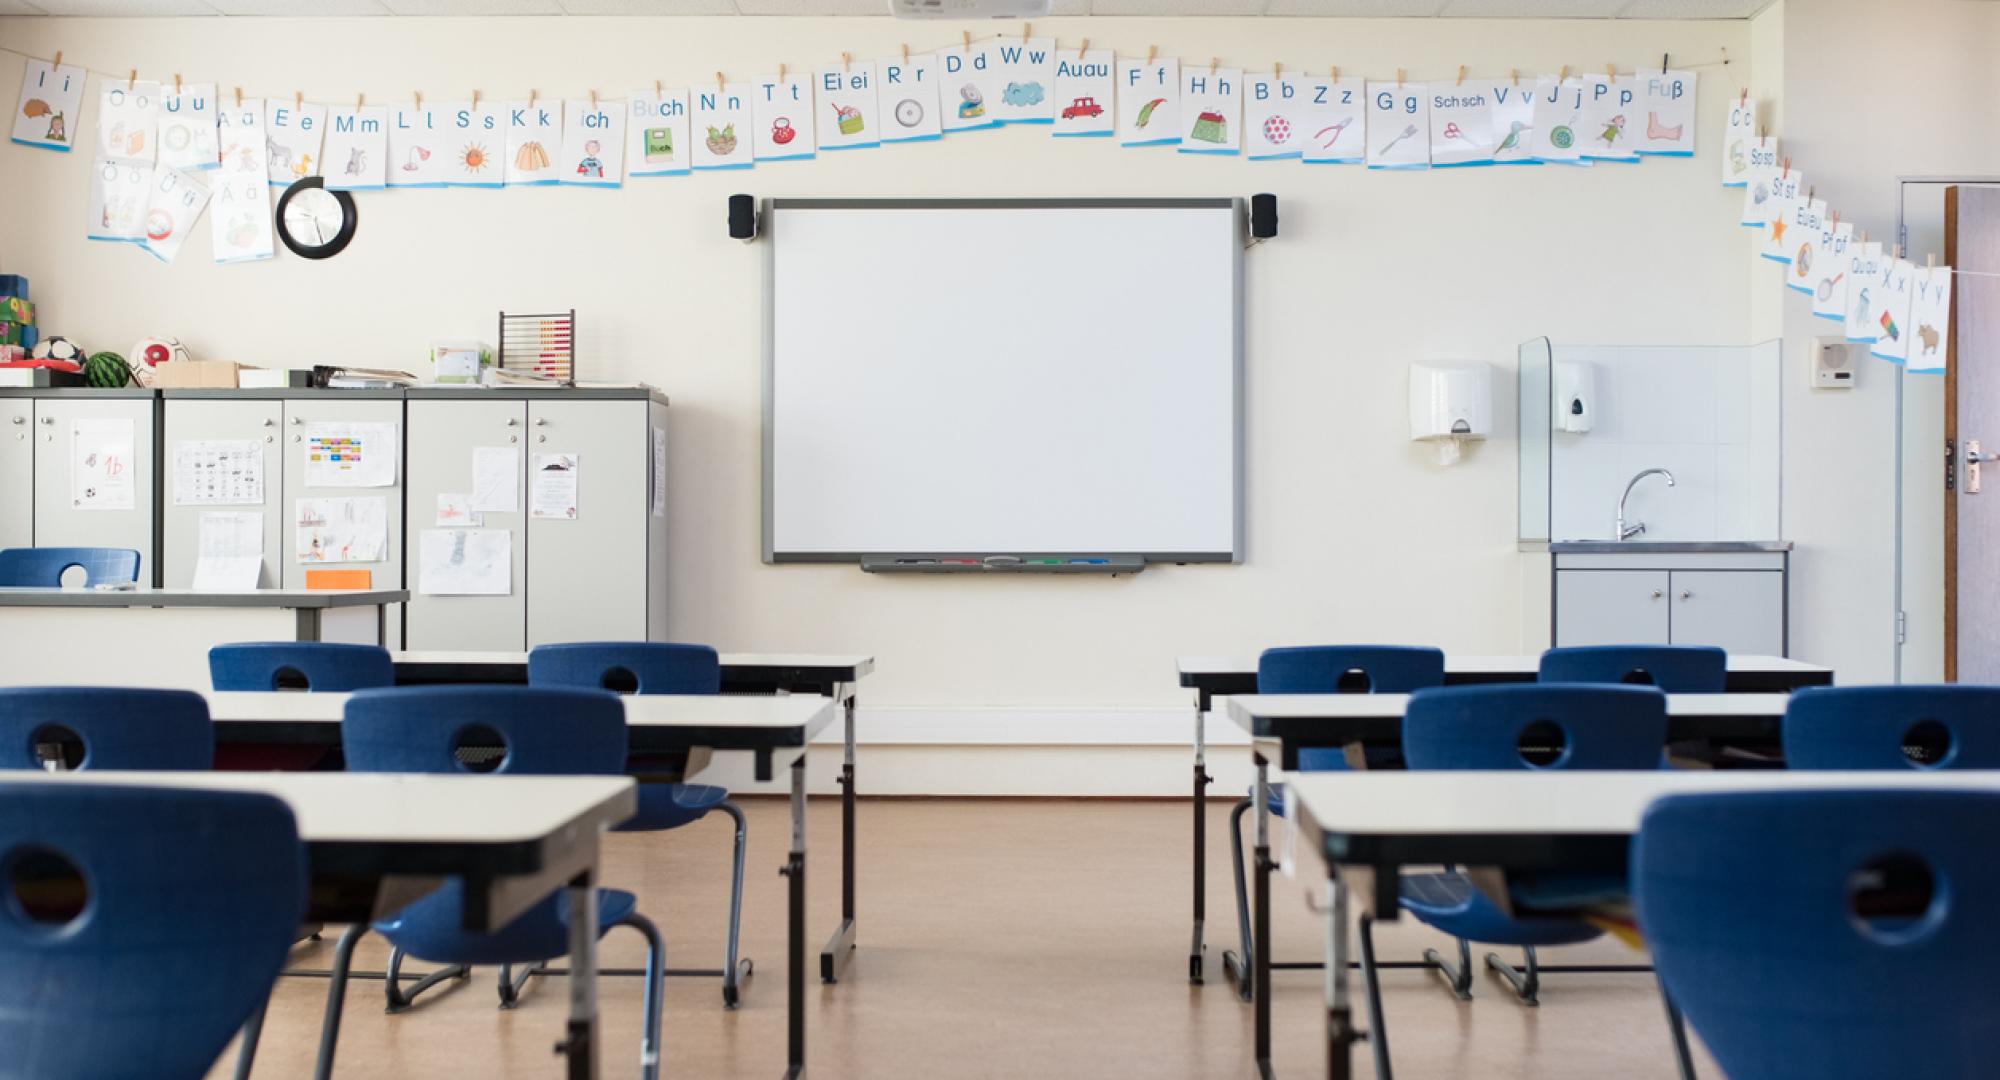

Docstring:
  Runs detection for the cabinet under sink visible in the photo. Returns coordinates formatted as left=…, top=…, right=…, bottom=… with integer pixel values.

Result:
left=1551, top=544, right=1790, bottom=656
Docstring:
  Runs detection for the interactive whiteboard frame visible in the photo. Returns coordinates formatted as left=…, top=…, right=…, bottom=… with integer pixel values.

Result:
left=761, top=197, right=1245, bottom=566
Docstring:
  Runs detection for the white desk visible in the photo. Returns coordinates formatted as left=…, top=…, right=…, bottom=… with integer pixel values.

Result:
left=1171, top=652, right=1831, bottom=986
left=391, top=649, right=878, bottom=988
left=205, top=688, right=829, bottom=1080
left=0, top=588, right=406, bottom=690
left=0, top=769, right=633, bottom=1079
left=1285, top=770, right=2000, bottom=1080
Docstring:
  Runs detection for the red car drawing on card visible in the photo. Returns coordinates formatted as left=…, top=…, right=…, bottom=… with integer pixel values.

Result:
left=1062, top=97, right=1104, bottom=120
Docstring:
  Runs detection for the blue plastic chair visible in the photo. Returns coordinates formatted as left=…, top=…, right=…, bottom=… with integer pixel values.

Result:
left=320, top=686, right=662, bottom=1080
left=1636, top=789, right=2000, bottom=1080
left=1228, top=646, right=1446, bottom=1002
left=0, top=783, right=305, bottom=1080
left=1538, top=644, right=1728, bottom=692
left=1353, top=685, right=1669, bottom=1078
left=1783, top=685, right=2000, bottom=770
left=528, top=642, right=750, bottom=1005
left=209, top=642, right=397, bottom=692
left=0, top=687, right=213, bottom=771
left=0, top=546, right=141, bottom=588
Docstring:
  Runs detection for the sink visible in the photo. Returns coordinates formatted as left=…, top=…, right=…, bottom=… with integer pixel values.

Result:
left=1544, top=540, right=1793, bottom=554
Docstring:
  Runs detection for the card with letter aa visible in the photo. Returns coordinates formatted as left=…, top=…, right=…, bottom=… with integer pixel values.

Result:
left=1528, top=76, right=1588, bottom=165
left=876, top=54, right=942, bottom=143
left=817, top=64, right=882, bottom=150
left=1809, top=222, right=1855, bottom=318
left=388, top=104, right=449, bottom=187
left=1722, top=95, right=1756, bottom=184
left=159, top=82, right=218, bottom=170
left=1844, top=242, right=1885, bottom=342
left=937, top=41, right=1002, bottom=133
left=1781, top=199, right=1828, bottom=283
left=627, top=89, right=691, bottom=176
left=1579, top=75, right=1639, bottom=161
left=1429, top=83, right=1494, bottom=167
left=1486, top=80, right=1537, bottom=165
left=1366, top=82, right=1429, bottom=169
left=1179, top=67, right=1242, bottom=155
left=441, top=102, right=505, bottom=187
left=752, top=73, right=816, bottom=161
left=560, top=100, right=624, bottom=186
left=266, top=100, right=326, bottom=185
left=1116, top=58, right=1178, bottom=147
left=97, top=78, right=160, bottom=162
left=1869, top=259, right=1916, bottom=363
left=1243, top=74, right=1302, bottom=160
left=1637, top=69, right=1696, bottom=156
left=1051, top=49, right=1114, bottom=139
left=691, top=84, right=754, bottom=170
left=1756, top=169, right=1805, bottom=260
left=140, top=164, right=210, bottom=264
left=86, top=158, right=150, bottom=242
left=12, top=58, right=85, bottom=151
left=324, top=106, right=388, bottom=190
left=1907, top=266, right=1953, bottom=374
left=1299, top=77, right=1362, bottom=164
left=212, top=98, right=273, bottom=263
left=504, top=100, right=563, bottom=185
left=991, top=36, right=1055, bottom=123
left=1738, top=137, right=1780, bottom=224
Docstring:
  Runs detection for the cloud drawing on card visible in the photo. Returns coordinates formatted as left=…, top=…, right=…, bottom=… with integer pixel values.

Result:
left=992, top=36, right=1055, bottom=124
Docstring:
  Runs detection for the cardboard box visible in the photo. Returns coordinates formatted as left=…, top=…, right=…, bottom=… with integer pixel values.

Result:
left=0, top=297, right=31, bottom=325
left=152, top=360, right=248, bottom=388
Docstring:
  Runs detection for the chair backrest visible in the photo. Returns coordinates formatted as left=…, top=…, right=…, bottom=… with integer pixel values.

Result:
left=1537, top=645, right=1727, bottom=693
left=527, top=642, right=721, bottom=695
left=0, top=783, right=304, bottom=1080
left=1257, top=646, right=1446, bottom=694
left=1783, top=685, right=2000, bottom=770
left=1402, top=684, right=1668, bottom=770
left=1635, top=789, right=2000, bottom=1080
left=0, top=688, right=213, bottom=771
left=209, top=642, right=396, bottom=692
left=0, top=547, right=141, bottom=588
left=342, top=686, right=626, bottom=776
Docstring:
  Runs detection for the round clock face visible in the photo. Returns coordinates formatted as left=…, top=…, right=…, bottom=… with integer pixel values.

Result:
left=276, top=176, right=357, bottom=260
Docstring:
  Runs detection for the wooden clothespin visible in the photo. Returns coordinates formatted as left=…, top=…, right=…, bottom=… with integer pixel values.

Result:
left=1146, top=45, right=1157, bottom=66
left=528, top=89, right=537, bottom=108
left=902, top=44, right=910, bottom=64
left=357, top=92, right=366, bottom=109
left=778, top=63, right=786, bottom=80
left=1605, top=63, right=1615, bottom=82
left=127, top=69, right=136, bottom=90
left=234, top=86, right=243, bottom=107
left=1928, top=253, right=1937, bottom=271
left=1331, top=65, right=1339, bottom=83
left=715, top=71, right=726, bottom=93
left=589, top=89, right=598, bottom=109
left=413, top=90, right=421, bottom=110
left=1080, top=39, right=1091, bottom=60
left=1210, top=57, right=1219, bottom=76
left=1273, top=61, right=1281, bottom=79
left=1859, top=229, right=1867, bottom=244
left=1781, top=156, right=1790, bottom=179
left=51, top=52, right=61, bottom=70
left=1559, top=64, right=1569, bottom=82
left=963, top=31, right=971, bottom=50
left=1831, top=210, right=1840, bottom=226
left=472, top=89, right=481, bottom=109
left=1456, top=65, right=1466, bottom=86
left=1740, top=87, right=1748, bottom=108
left=843, top=52, right=852, bottom=74
left=654, top=80, right=662, bottom=96
left=294, top=91, right=303, bottom=111
left=1396, top=68, right=1404, bottom=88
left=1022, top=21, right=1031, bottom=43
left=173, top=73, right=181, bottom=94
left=1510, top=68, right=1518, bottom=87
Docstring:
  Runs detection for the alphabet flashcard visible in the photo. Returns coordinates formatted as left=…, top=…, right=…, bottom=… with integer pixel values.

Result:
left=1580, top=74, right=1638, bottom=162
left=1637, top=69, right=1696, bottom=156
left=876, top=53, right=941, bottom=143
left=628, top=88, right=691, bottom=177
left=1244, top=74, right=1301, bottom=160
left=753, top=72, right=816, bottom=161
left=140, top=163, right=210, bottom=264
left=159, top=82, right=218, bottom=170
left=389, top=103, right=449, bottom=187
left=1528, top=75, right=1588, bottom=166
left=325, top=105, right=389, bottom=191
left=938, top=40, right=1001, bottom=134
left=1051, top=48, right=1114, bottom=139
left=266, top=100, right=326, bottom=186
left=1299, top=76, right=1361, bottom=164
left=504, top=100, right=563, bottom=185
left=692, top=83, right=754, bottom=170
left=96, top=77, right=160, bottom=163
left=444, top=101, right=505, bottom=187
left=1180, top=66, right=1242, bottom=156
left=1367, top=81, right=1429, bottom=169
left=817, top=63, right=881, bottom=150
left=1722, top=94, right=1756, bottom=185
left=560, top=99, right=625, bottom=186
left=991, top=35, right=1055, bottom=124
left=1430, top=83, right=1494, bottom=167
left=1116, top=58, right=1178, bottom=147
left=1907, top=266, right=1953, bottom=375
left=1487, top=79, right=1538, bottom=165
left=211, top=97, right=273, bottom=263
left=12, top=57, right=85, bottom=151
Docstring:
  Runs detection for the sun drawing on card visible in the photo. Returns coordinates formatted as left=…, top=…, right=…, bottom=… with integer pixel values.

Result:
left=459, top=142, right=491, bottom=173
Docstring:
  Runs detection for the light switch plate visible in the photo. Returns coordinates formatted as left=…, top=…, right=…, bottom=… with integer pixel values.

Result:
left=1812, top=337, right=1856, bottom=389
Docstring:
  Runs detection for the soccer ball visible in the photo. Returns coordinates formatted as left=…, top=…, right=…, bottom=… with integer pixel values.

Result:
left=129, top=336, right=192, bottom=386
left=28, top=336, right=85, bottom=371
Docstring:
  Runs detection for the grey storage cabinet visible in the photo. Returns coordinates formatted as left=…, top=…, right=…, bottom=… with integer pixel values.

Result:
left=279, top=392, right=406, bottom=650
left=0, top=395, right=32, bottom=551
left=21, top=390, right=159, bottom=584
left=160, top=393, right=283, bottom=589
left=404, top=387, right=669, bottom=650
left=1553, top=550, right=1787, bottom=655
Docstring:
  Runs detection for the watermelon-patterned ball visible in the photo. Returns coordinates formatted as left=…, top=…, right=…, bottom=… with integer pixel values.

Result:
left=1262, top=115, right=1292, bottom=146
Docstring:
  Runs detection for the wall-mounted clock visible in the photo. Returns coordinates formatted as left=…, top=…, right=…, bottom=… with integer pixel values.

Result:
left=275, top=175, right=357, bottom=260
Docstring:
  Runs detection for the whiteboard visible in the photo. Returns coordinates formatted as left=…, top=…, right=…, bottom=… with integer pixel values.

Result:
left=764, top=199, right=1242, bottom=561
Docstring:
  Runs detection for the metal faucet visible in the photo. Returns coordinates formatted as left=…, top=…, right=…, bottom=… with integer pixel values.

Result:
left=1616, top=468, right=1676, bottom=540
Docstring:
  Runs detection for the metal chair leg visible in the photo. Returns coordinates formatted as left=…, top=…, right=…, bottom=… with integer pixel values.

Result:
left=1225, top=796, right=1255, bottom=1002
left=1662, top=982, right=1698, bottom=1080
left=313, top=924, right=368, bottom=1080
left=383, top=944, right=470, bottom=1013
left=1420, top=936, right=1474, bottom=1001
left=1358, top=915, right=1394, bottom=1080
left=497, top=961, right=542, bottom=1008
left=1485, top=945, right=1542, bottom=1006
left=627, top=913, right=666, bottom=1080
left=720, top=800, right=753, bottom=1008
left=232, top=995, right=269, bottom=1080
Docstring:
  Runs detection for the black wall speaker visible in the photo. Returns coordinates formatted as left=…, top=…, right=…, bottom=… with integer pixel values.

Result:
left=728, top=194, right=758, bottom=241
left=1250, top=193, right=1278, bottom=239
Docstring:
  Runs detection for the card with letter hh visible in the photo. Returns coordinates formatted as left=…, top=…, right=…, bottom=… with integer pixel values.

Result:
left=991, top=36, right=1055, bottom=123
left=1117, top=59, right=1178, bottom=147
left=692, top=84, right=754, bottom=170
left=1244, top=75, right=1302, bottom=160
left=818, top=64, right=882, bottom=150
left=628, top=89, right=691, bottom=176
left=1051, top=49, right=1114, bottom=138
left=1180, top=67, right=1242, bottom=155
left=13, top=58, right=85, bottom=151
left=266, top=100, right=326, bottom=185
left=753, top=73, right=816, bottom=161
left=1299, top=77, right=1361, bottom=164
left=1638, top=70, right=1695, bottom=155
left=938, top=41, right=1002, bottom=133
left=325, top=106, right=389, bottom=190
left=877, top=54, right=942, bottom=142
left=1367, top=82, right=1429, bottom=169
left=1907, top=267, right=1952, bottom=374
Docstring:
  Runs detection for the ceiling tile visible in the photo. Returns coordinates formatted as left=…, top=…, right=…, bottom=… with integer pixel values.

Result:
left=1047, top=0, right=1087, bottom=13
left=1088, top=0, right=1267, bottom=16
left=731, top=0, right=882, bottom=12
left=208, top=0, right=389, bottom=12
left=1263, top=0, right=1450, bottom=15
left=1440, top=0, right=1622, bottom=16
left=26, top=0, right=216, bottom=12
left=0, top=0, right=49, bottom=12
left=378, top=0, right=563, bottom=12
left=1613, top=0, right=1774, bottom=16
left=557, top=0, right=737, bottom=12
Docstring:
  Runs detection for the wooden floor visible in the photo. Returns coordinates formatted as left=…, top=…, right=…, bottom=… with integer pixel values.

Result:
left=218, top=798, right=1712, bottom=1079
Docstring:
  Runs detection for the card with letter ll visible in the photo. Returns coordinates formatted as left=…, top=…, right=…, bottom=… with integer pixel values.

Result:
left=1180, top=66, right=1243, bottom=156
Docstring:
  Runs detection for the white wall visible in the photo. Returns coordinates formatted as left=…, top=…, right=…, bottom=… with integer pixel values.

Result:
left=0, top=14, right=1756, bottom=791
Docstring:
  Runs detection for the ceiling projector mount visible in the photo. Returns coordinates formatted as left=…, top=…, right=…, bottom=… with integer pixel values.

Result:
left=888, top=0, right=1051, bottom=18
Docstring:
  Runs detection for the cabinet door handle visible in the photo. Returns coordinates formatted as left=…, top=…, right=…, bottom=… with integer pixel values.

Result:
left=291, top=416, right=302, bottom=425
left=534, top=417, right=549, bottom=427
left=9, top=415, right=21, bottom=425
left=263, top=418, right=275, bottom=427
left=1651, top=590, right=1663, bottom=600
left=38, top=416, right=52, bottom=425
left=1679, top=590, right=1693, bottom=601
left=505, top=417, right=519, bottom=427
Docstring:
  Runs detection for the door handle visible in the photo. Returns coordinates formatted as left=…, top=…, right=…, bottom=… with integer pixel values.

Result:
left=1970, top=439, right=1987, bottom=495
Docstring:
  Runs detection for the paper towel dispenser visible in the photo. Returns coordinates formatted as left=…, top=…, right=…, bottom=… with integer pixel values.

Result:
left=1409, top=361, right=1492, bottom=465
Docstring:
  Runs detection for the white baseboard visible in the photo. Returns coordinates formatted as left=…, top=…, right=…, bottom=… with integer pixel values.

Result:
left=701, top=706, right=1253, bottom=797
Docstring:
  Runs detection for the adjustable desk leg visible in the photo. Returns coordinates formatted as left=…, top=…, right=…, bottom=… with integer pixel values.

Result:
left=1191, top=688, right=1213, bottom=983
left=783, top=755, right=808, bottom=1079
left=560, top=859, right=602, bottom=1080
left=1254, top=749, right=1275, bottom=1078
left=1325, top=872, right=1357, bottom=1080
left=821, top=684, right=858, bottom=983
